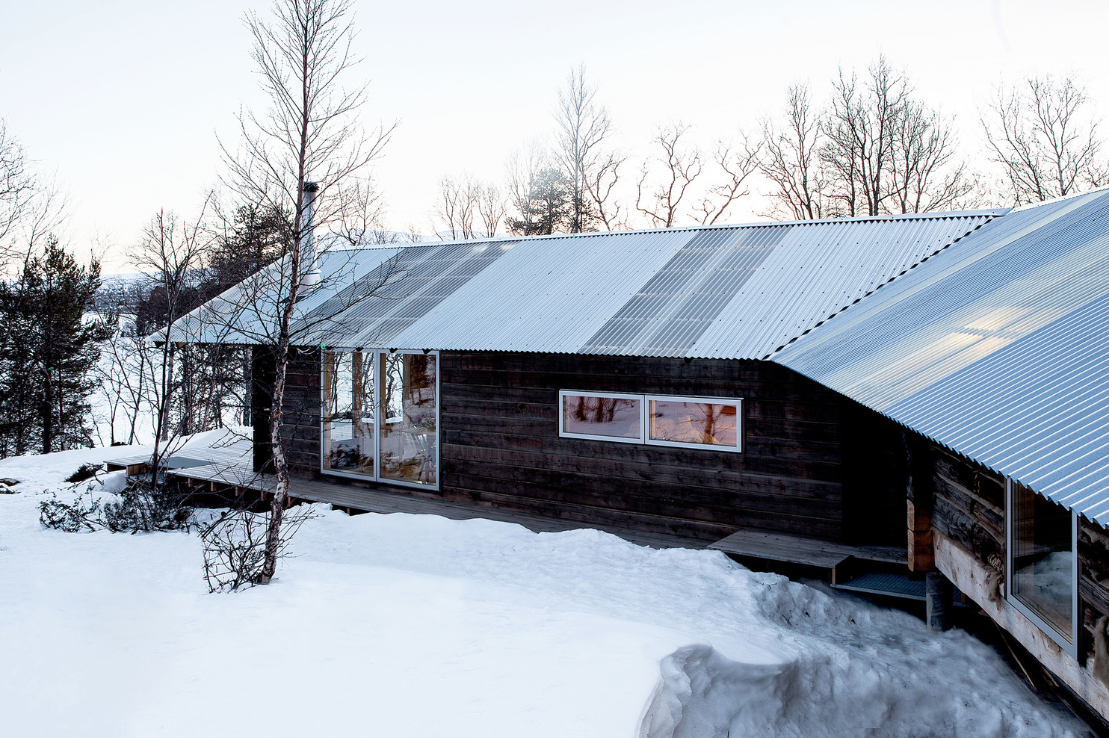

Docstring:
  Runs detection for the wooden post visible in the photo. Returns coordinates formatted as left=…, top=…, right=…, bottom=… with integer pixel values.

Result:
left=926, top=571, right=952, bottom=630
left=908, top=499, right=935, bottom=572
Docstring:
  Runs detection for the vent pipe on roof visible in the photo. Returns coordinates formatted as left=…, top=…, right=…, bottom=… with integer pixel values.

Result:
left=298, top=181, right=320, bottom=292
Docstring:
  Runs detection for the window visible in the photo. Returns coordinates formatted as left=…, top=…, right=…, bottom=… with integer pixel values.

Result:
left=1006, top=478, right=1077, bottom=655
left=321, top=350, right=439, bottom=489
left=380, top=352, right=438, bottom=485
left=322, top=351, right=375, bottom=476
left=559, top=391, right=643, bottom=443
left=558, top=390, right=742, bottom=452
left=646, top=395, right=741, bottom=452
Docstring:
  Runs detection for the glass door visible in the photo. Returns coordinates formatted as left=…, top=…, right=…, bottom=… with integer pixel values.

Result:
left=321, top=349, right=438, bottom=489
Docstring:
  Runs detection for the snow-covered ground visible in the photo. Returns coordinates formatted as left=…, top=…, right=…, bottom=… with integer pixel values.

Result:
left=0, top=444, right=1085, bottom=738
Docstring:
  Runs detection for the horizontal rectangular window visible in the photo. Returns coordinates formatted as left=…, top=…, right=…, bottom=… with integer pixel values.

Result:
left=558, top=390, right=742, bottom=452
left=559, top=391, right=643, bottom=443
left=646, top=395, right=742, bottom=452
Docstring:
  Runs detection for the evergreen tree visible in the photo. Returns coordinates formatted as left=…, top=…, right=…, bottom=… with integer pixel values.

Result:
left=209, top=203, right=287, bottom=291
left=507, top=168, right=588, bottom=236
left=0, top=238, right=107, bottom=456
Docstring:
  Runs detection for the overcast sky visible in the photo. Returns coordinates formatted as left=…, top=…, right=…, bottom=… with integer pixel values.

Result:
left=2, top=0, right=1107, bottom=272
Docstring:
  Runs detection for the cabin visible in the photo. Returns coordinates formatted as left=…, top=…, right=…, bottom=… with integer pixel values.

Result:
left=159, top=189, right=1109, bottom=721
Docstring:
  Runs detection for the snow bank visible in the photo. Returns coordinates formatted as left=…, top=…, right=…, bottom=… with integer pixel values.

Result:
left=0, top=445, right=1084, bottom=738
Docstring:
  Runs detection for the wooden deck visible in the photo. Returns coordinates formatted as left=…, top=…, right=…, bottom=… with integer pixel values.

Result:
left=108, top=441, right=911, bottom=563
left=108, top=441, right=703, bottom=550
left=286, top=477, right=707, bottom=550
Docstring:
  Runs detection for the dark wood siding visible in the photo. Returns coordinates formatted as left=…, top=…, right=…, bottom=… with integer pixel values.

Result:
left=280, top=347, right=322, bottom=475
left=439, top=352, right=896, bottom=543
left=275, top=350, right=909, bottom=545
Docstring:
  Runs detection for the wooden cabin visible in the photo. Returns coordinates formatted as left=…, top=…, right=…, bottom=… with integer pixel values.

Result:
left=169, top=190, right=1109, bottom=721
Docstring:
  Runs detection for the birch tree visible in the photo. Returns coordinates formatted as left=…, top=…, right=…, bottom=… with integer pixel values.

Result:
left=216, top=0, right=396, bottom=584
left=553, top=65, right=622, bottom=232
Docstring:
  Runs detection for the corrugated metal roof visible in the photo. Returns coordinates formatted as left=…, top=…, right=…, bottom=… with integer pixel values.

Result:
left=390, top=228, right=699, bottom=353
left=168, top=210, right=1002, bottom=358
left=774, top=189, right=1109, bottom=523
left=389, top=212, right=999, bottom=357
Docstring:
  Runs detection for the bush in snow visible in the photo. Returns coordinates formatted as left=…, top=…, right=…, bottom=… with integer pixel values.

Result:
left=39, top=477, right=193, bottom=534
left=100, top=477, right=193, bottom=533
left=38, top=488, right=104, bottom=532
left=64, top=463, right=103, bottom=484
left=200, top=505, right=315, bottom=593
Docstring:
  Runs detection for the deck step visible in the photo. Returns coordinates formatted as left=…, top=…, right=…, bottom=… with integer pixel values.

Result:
left=832, top=571, right=926, bottom=601
left=707, top=528, right=905, bottom=569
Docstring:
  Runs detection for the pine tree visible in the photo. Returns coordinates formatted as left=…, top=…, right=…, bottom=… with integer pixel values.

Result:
left=0, top=238, right=107, bottom=456
left=507, top=168, right=587, bottom=236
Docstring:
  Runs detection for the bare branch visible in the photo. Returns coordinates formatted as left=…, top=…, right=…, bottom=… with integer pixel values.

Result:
left=636, top=122, right=702, bottom=228
left=981, top=74, right=1105, bottom=205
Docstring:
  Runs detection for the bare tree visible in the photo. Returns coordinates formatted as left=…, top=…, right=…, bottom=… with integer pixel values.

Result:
left=759, top=84, right=831, bottom=220
left=0, top=120, right=67, bottom=269
left=819, top=55, right=973, bottom=217
left=434, top=174, right=479, bottom=239
left=477, top=183, right=506, bottom=237
left=132, top=206, right=213, bottom=482
left=694, top=137, right=761, bottom=225
left=0, top=120, right=34, bottom=265
left=982, top=74, right=1106, bottom=205
left=822, top=56, right=909, bottom=217
left=888, top=100, right=974, bottom=213
left=214, top=0, right=396, bottom=585
left=553, top=64, right=622, bottom=232
left=505, top=143, right=551, bottom=235
left=584, top=151, right=626, bottom=230
left=91, top=285, right=151, bottom=446
left=636, top=123, right=703, bottom=228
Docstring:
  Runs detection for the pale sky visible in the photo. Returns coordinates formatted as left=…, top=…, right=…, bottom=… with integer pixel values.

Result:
left=2, top=0, right=1107, bottom=272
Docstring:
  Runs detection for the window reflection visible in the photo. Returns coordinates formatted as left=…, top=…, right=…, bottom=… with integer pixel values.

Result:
left=561, top=394, right=642, bottom=440
left=648, top=399, right=738, bottom=448
left=380, top=353, right=438, bottom=485
left=1011, top=480, right=1073, bottom=642
left=322, top=351, right=375, bottom=476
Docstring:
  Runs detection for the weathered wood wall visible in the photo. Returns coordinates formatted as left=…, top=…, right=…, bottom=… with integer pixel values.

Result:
left=1079, top=520, right=1109, bottom=667
left=439, top=352, right=905, bottom=544
left=926, top=443, right=1109, bottom=671
left=929, top=446, right=1006, bottom=574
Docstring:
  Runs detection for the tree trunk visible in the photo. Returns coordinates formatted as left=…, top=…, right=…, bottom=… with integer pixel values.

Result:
left=259, top=336, right=291, bottom=584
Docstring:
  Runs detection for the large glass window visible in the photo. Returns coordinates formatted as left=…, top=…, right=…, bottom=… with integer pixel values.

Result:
left=380, top=353, right=438, bottom=485
left=646, top=395, right=741, bottom=452
left=320, top=350, right=438, bottom=488
left=559, top=391, right=643, bottom=443
left=322, top=351, right=375, bottom=475
left=1008, top=479, right=1075, bottom=648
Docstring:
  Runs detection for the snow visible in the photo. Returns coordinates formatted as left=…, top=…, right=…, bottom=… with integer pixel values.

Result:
left=0, top=444, right=1085, bottom=738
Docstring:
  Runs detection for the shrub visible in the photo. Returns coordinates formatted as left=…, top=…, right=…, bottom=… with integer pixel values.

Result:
left=39, top=477, right=193, bottom=534
left=64, top=463, right=103, bottom=484
left=200, top=505, right=315, bottom=593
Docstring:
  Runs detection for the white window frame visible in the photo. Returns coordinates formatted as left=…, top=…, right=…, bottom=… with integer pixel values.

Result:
left=557, top=390, right=744, bottom=452
left=644, top=394, right=743, bottom=453
left=320, top=349, right=441, bottom=492
left=557, top=390, right=645, bottom=444
left=1004, top=476, right=1078, bottom=658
